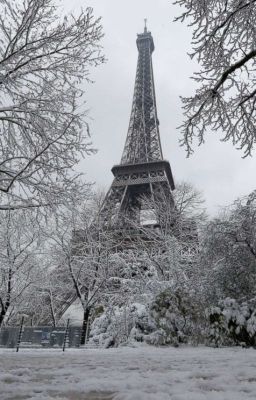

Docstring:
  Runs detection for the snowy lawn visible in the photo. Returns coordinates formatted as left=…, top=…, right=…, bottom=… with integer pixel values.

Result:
left=0, top=346, right=256, bottom=400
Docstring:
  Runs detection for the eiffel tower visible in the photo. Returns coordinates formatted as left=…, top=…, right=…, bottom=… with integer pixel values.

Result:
left=100, top=23, right=175, bottom=227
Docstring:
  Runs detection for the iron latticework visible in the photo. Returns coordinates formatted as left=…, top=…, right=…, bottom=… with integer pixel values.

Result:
left=101, top=26, right=175, bottom=227
left=121, top=29, right=162, bottom=164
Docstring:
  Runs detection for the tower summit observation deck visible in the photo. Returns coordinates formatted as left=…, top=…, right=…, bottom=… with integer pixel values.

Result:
left=100, top=24, right=175, bottom=226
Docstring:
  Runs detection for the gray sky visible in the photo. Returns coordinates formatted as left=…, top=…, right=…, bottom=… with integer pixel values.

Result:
left=64, top=0, right=256, bottom=215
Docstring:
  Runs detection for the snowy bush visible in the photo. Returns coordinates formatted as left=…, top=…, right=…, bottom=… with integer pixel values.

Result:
left=129, top=303, right=155, bottom=343
left=130, top=288, right=203, bottom=346
left=90, top=289, right=204, bottom=348
left=143, top=288, right=201, bottom=346
left=89, top=303, right=150, bottom=348
left=207, top=298, right=256, bottom=347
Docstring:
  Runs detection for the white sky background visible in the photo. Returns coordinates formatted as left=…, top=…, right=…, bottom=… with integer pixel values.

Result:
left=63, top=0, right=256, bottom=215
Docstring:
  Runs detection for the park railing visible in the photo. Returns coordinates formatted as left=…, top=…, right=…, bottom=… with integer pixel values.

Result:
left=0, top=323, right=82, bottom=351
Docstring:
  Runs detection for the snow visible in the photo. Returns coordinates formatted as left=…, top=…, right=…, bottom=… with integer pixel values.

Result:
left=0, top=346, right=256, bottom=399
left=60, top=299, right=84, bottom=326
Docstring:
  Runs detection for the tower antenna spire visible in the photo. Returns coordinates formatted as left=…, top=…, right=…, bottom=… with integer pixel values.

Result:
left=144, top=18, right=147, bottom=33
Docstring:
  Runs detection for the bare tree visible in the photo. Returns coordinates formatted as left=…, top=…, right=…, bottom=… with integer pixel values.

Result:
left=17, top=267, right=65, bottom=327
left=0, top=0, right=104, bottom=210
left=175, top=0, right=256, bottom=157
left=173, top=182, right=206, bottom=221
left=0, top=209, right=41, bottom=327
left=44, top=197, right=129, bottom=344
left=201, top=191, right=256, bottom=302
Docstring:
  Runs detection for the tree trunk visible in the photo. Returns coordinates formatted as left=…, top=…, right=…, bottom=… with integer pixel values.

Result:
left=0, top=301, right=9, bottom=328
left=0, top=311, right=5, bottom=328
left=49, top=294, right=56, bottom=328
left=80, top=308, right=90, bottom=345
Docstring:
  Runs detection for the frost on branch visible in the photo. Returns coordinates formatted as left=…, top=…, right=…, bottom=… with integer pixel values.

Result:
left=0, top=0, right=104, bottom=210
left=175, top=0, right=256, bottom=157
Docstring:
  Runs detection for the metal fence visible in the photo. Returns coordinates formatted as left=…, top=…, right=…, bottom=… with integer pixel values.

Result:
left=0, top=325, right=82, bottom=350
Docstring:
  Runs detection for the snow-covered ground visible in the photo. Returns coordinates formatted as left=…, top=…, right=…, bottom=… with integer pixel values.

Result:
left=0, top=346, right=256, bottom=400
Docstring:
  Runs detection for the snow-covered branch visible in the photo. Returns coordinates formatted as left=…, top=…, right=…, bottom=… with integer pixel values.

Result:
left=175, top=0, right=256, bottom=157
left=0, top=0, right=105, bottom=209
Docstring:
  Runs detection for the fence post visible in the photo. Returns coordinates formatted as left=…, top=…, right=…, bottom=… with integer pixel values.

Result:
left=16, top=316, right=25, bottom=352
left=62, top=319, right=70, bottom=352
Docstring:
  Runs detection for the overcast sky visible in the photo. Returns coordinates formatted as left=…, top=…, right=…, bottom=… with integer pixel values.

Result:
left=64, top=0, right=256, bottom=215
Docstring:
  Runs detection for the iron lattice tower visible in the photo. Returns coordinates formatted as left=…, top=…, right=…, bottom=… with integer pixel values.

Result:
left=101, top=25, right=175, bottom=227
